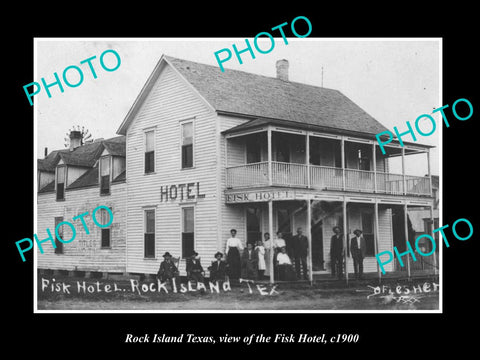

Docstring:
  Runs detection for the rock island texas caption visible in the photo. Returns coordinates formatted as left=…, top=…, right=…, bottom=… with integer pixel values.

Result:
left=125, top=333, right=358, bottom=345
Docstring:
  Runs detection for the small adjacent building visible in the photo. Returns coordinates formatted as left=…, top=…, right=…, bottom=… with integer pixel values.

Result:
left=37, top=55, right=437, bottom=281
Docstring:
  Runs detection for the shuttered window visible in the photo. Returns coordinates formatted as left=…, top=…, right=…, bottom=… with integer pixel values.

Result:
left=145, top=130, right=155, bottom=173
left=144, top=209, right=155, bottom=258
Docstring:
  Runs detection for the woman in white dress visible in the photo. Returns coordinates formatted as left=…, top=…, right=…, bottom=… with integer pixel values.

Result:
left=255, top=239, right=266, bottom=279
left=225, top=229, right=243, bottom=279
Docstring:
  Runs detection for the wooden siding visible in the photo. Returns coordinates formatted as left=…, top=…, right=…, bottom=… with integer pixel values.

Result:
left=219, top=114, right=251, bottom=252
left=125, top=64, right=220, bottom=275
left=36, top=181, right=126, bottom=272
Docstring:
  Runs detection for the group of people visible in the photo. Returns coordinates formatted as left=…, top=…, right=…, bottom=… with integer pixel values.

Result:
left=330, top=226, right=366, bottom=280
left=156, top=225, right=367, bottom=287
left=226, top=228, right=309, bottom=282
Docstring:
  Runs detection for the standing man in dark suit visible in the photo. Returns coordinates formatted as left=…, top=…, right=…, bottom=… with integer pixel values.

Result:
left=292, top=227, right=309, bottom=280
left=350, top=229, right=366, bottom=279
left=330, top=226, right=344, bottom=279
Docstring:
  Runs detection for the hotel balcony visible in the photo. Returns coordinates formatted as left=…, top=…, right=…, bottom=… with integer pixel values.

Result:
left=226, top=161, right=431, bottom=196
left=224, top=124, right=433, bottom=197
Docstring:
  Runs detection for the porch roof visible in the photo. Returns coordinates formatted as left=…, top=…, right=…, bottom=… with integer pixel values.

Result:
left=222, top=117, right=434, bottom=150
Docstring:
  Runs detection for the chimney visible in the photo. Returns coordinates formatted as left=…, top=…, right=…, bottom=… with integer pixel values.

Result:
left=276, top=59, right=289, bottom=81
left=44, top=147, right=48, bottom=158
left=69, top=130, right=83, bottom=151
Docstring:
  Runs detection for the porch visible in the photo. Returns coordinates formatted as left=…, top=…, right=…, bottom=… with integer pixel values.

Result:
left=224, top=125, right=434, bottom=197
left=226, top=161, right=431, bottom=196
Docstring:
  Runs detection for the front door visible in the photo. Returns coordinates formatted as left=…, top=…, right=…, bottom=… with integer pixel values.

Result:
left=312, top=220, right=324, bottom=271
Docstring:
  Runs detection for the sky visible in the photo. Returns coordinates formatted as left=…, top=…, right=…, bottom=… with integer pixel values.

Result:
left=35, top=38, right=441, bottom=176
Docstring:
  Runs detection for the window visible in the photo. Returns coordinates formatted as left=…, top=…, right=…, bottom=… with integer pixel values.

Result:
left=362, top=212, right=375, bottom=256
left=181, top=121, right=193, bottom=169
left=100, top=156, right=110, bottom=195
left=144, top=209, right=155, bottom=258
left=181, top=207, right=194, bottom=258
left=56, top=166, right=65, bottom=200
left=145, top=130, right=155, bottom=173
left=99, top=207, right=111, bottom=248
left=54, top=217, right=64, bottom=254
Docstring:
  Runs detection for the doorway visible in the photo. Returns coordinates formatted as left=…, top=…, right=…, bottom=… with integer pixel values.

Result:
left=312, top=220, right=324, bottom=271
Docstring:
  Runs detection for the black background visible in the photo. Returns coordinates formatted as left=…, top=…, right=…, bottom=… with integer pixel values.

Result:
left=6, top=5, right=478, bottom=355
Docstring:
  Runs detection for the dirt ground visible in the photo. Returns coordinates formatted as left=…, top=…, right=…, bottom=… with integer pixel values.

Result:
left=36, top=276, right=440, bottom=311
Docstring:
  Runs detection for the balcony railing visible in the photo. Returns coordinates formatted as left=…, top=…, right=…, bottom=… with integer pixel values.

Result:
left=226, top=161, right=431, bottom=196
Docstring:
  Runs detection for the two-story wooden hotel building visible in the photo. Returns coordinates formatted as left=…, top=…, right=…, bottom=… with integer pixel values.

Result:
left=37, top=55, right=436, bottom=282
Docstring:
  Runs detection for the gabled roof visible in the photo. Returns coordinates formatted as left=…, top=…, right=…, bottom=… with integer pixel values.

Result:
left=38, top=136, right=126, bottom=170
left=38, top=136, right=126, bottom=192
left=59, top=141, right=104, bottom=167
left=117, top=55, right=390, bottom=137
left=37, top=149, right=70, bottom=172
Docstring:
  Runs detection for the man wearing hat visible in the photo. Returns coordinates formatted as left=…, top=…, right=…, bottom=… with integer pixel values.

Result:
left=157, top=252, right=179, bottom=286
left=330, top=226, right=344, bottom=279
left=186, top=250, right=205, bottom=284
left=208, top=251, right=227, bottom=283
left=349, top=229, right=366, bottom=279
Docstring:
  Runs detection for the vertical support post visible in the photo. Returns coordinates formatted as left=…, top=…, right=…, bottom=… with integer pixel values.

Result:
left=401, top=147, right=406, bottom=195
left=341, top=137, right=346, bottom=191
left=373, top=143, right=377, bottom=193
left=267, top=127, right=272, bottom=186
left=306, top=133, right=310, bottom=188
left=374, top=201, right=381, bottom=282
left=403, top=203, right=411, bottom=279
left=268, top=199, right=274, bottom=284
left=430, top=204, right=437, bottom=276
left=427, top=149, right=433, bottom=197
left=307, top=198, right=313, bottom=284
left=343, top=198, right=349, bottom=285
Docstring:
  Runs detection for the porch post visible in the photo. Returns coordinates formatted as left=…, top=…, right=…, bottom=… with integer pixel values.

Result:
left=403, top=203, right=411, bottom=279
left=341, top=137, right=346, bottom=191
left=402, top=147, right=406, bottom=195
left=373, top=143, right=377, bottom=193
left=307, top=198, right=313, bottom=284
left=267, top=127, right=273, bottom=186
left=427, top=148, right=433, bottom=197
left=306, top=133, right=311, bottom=189
left=430, top=204, right=438, bottom=276
left=268, top=199, right=274, bottom=284
left=343, top=197, right=349, bottom=285
left=374, top=201, right=381, bottom=282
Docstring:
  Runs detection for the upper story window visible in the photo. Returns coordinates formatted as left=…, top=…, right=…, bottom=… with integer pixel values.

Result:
left=100, top=156, right=110, bottom=195
left=145, top=130, right=155, bottom=174
left=181, top=121, right=194, bottom=169
left=56, top=166, right=65, bottom=201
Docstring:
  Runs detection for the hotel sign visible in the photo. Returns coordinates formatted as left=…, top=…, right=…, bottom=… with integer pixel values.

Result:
left=225, top=190, right=295, bottom=203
